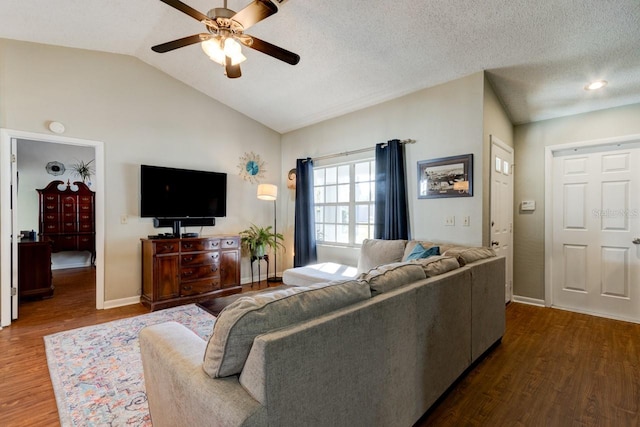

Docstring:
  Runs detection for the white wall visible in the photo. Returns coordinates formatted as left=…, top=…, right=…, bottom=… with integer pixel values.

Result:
left=514, top=103, right=640, bottom=300
left=281, top=72, right=487, bottom=268
left=0, top=39, right=282, bottom=303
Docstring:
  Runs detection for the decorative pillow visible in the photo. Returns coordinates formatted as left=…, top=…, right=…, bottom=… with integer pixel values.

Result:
left=410, top=255, right=460, bottom=277
left=405, top=243, right=440, bottom=261
left=357, top=239, right=407, bottom=274
left=402, top=241, right=435, bottom=261
left=203, top=280, right=371, bottom=378
left=358, top=261, right=426, bottom=296
left=442, top=247, right=496, bottom=266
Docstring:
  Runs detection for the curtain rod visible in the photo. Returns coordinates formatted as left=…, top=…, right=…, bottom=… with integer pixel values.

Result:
left=304, top=139, right=416, bottom=163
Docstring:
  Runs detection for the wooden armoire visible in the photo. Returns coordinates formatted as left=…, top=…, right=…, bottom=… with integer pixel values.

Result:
left=37, top=180, right=96, bottom=264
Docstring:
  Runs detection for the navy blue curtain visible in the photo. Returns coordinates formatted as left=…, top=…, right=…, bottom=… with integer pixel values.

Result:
left=294, top=158, right=318, bottom=267
left=374, top=139, right=409, bottom=240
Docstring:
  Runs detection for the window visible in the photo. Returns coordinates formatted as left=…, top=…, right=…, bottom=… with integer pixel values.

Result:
left=314, top=160, right=376, bottom=245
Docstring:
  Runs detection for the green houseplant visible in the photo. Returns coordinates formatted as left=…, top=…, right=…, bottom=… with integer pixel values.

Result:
left=69, top=159, right=95, bottom=183
left=240, top=224, right=284, bottom=258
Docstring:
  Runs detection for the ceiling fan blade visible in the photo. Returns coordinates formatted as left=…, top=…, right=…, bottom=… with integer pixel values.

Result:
left=232, top=0, right=278, bottom=30
left=152, top=34, right=208, bottom=53
left=225, top=57, right=242, bottom=79
left=159, top=0, right=210, bottom=23
left=240, top=36, right=300, bottom=65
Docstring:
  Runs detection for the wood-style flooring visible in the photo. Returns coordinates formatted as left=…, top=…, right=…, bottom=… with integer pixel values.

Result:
left=1, top=268, right=638, bottom=426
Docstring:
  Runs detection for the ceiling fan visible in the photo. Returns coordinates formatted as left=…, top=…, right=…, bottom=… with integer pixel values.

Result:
left=152, top=0, right=300, bottom=79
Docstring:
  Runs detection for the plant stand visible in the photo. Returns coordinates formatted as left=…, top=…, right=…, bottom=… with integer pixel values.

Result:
left=250, top=254, right=269, bottom=287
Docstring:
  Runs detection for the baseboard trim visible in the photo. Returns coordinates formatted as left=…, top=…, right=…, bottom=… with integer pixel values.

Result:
left=512, top=295, right=545, bottom=307
left=103, top=296, right=141, bottom=309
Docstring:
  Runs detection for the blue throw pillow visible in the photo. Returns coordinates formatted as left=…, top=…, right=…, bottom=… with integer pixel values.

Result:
left=405, top=243, right=440, bottom=261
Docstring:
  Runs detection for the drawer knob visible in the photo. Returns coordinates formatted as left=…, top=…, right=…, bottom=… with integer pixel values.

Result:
left=182, top=286, right=192, bottom=291
left=183, top=243, right=193, bottom=249
left=183, top=256, right=193, bottom=262
left=211, top=265, right=218, bottom=272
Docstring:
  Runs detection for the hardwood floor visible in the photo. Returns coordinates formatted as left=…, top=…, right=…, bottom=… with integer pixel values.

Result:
left=0, top=267, right=147, bottom=427
left=416, top=303, right=640, bottom=426
left=1, top=271, right=639, bottom=426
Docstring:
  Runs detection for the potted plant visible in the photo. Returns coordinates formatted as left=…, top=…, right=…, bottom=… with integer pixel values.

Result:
left=240, top=224, right=284, bottom=258
left=69, top=159, right=95, bottom=183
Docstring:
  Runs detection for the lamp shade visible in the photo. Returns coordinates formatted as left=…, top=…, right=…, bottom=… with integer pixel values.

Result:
left=257, top=184, right=278, bottom=201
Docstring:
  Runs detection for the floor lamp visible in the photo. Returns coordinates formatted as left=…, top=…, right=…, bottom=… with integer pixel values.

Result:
left=257, top=184, right=282, bottom=282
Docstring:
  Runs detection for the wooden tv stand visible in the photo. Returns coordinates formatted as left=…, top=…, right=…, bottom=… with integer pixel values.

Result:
left=141, top=235, right=242, bottom=311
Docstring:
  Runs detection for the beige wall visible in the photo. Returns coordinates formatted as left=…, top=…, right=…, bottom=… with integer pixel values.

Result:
left=0, top=39, right=282, bottom=303
left=281, top=72, right=488, bottom=268
left=513, top=103, right=640, bottom=300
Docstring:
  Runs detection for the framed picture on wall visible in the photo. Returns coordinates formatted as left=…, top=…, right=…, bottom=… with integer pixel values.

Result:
left=417, top=154, right=473, bottom=199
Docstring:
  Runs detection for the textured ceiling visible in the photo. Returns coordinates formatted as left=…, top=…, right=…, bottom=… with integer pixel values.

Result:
left=1, top=0, right=639, bottom=133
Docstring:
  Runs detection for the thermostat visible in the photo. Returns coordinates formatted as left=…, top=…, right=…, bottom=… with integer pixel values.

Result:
left=521, top=200, right=536, bottom=211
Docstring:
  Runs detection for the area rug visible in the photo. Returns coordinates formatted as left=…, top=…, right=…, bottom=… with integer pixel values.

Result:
left=44, top=304, right=216, bottom=427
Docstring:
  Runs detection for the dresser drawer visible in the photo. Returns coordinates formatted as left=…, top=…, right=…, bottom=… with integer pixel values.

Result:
left=181, top=252, right=220, bottom=266
left=154, top=241, right=179, bottom=254
left=77, top=235, right=95, bottom=251
left=78, top=222, right=93, bottom=232
left=44, top=203, right=58, bottom=212
left=79, top=212, right=93, bottom=222
left=221, top=237, right=239, bottom=249
left=63, top=221, right=78, bottom=232
left=43, top=223, right=61, bottom=233
left=180, top=240, right=207, bottom=252
left=79, top=203, right=92, bottom=213
left=181, top=264, right=220, bottom=281
left=56, top=235, right=78, bottom=251
left=180, top=277, right=221, bottom=296
left=42, top=213, right=58, bottom=223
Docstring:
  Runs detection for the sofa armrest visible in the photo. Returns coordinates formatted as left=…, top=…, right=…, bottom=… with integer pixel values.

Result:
left=468, top=257, right=506, bottom=360
left=139, top=322, right=266, bottom=427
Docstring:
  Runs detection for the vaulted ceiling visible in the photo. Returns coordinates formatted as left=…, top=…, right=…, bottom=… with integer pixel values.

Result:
left=1, top=0, right=639, bottom=133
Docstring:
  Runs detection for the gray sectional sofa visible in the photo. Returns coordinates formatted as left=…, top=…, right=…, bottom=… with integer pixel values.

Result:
left=140, top=239, right=505, bottom=427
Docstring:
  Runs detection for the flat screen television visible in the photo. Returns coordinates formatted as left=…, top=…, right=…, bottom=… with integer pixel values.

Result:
left=140, top=164, right=227, bottom=219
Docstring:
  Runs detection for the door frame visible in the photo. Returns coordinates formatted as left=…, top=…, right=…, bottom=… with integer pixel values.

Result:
left=490, top=135, right=514, bottom=302
left=0, top=128, right=105, bottom=327
left=544, top=133, right=640, bottom=308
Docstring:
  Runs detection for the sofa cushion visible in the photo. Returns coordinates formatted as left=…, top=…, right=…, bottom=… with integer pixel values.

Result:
left=357, top=239, right=407, bottom=274
left=442, top=247, right=496, bottom=266
left=203, top=280, right=371, bottom=378
left=282, top=262, right=359, bottom=287
left=405, top=243, right=440, bottom=261
left=410, top=255, right=460, bottom=277
left=358, top=261, right=426, bottom=296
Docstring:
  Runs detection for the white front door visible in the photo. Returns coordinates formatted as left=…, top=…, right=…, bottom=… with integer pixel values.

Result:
left=490, top=136, right=514, bottom=303
left=552, top=143, right=640, bottom=322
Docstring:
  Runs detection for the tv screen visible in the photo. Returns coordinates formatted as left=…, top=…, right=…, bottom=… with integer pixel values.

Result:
left=140, top=165, right=227, bottom=218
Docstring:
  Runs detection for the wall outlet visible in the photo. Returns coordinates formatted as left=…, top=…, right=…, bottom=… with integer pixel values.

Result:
left=444, top=216, right=455, bottom=226
left=120, top=214, right=128, bottom=224
left=463, top=216, right=470, bottom=226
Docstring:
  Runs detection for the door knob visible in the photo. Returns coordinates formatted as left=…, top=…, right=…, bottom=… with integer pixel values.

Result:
left=491, top=241, right=499, bottom=247
left=633, top=238, right=640, bottom=245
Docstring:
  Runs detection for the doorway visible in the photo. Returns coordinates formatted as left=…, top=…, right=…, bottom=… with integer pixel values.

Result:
left=1, top=129, right=105, bottom=327
left=546, top=134, right=640, bottom=323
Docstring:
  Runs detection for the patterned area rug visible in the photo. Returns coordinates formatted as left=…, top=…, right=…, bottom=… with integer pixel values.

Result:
left=44, top=304, right=216, bottom=426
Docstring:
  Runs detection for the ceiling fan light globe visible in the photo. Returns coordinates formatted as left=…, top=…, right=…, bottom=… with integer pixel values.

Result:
left=223, top=38, right=242, bottom=55
left=230, top=52, right=247, bottom=65
left=202, top=38, right=226, bottom=65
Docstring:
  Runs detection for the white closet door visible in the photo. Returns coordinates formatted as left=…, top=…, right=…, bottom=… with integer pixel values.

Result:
left=552, top=146, right=640, bottom=321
